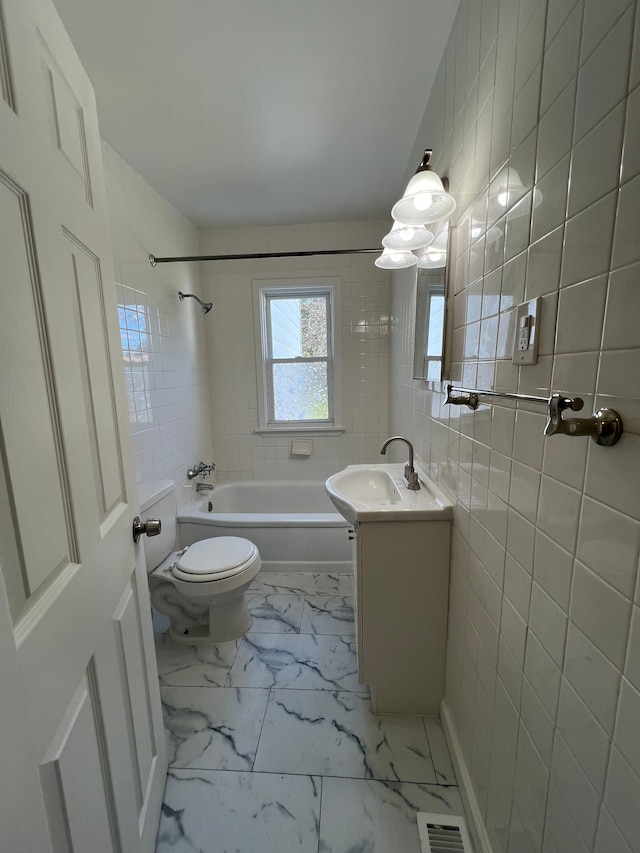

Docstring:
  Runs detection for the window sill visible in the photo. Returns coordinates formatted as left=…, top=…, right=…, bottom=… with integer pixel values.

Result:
left=254, top=425, right=346, bottom=437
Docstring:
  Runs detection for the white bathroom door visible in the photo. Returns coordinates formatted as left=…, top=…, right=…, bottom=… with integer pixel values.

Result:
left=0, top=0, right=167, bottom=851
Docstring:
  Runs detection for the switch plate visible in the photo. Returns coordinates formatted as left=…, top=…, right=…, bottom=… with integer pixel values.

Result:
left=512, top=297, right=541, bottom=365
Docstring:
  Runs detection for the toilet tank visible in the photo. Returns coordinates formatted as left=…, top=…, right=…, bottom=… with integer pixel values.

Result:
left=138, top=479, right=177, bottom=573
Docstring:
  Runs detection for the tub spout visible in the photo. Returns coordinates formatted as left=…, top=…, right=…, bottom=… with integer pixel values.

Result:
left=380, top=436, right=420, bottom=490
left=196, top=482, right=214, bottom=492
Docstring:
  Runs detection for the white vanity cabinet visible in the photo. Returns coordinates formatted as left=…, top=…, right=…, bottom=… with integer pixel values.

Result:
left=325, top=462, right=453, bottom=716
left=352, top=518, right=451, bottom=716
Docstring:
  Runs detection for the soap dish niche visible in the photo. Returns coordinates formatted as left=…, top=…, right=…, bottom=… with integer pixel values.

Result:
left=290, top=438, right=312, bottom=456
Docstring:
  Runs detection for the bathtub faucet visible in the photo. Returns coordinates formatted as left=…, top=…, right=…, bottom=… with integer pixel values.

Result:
left=196, top=482, right=214, bottom=492
left=187, top=461, right=216, bottom=479
left=380, top=436, right=420, bottom=491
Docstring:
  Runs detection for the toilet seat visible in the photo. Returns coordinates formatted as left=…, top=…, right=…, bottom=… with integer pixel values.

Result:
left=170, top=537, right=259, bottom=583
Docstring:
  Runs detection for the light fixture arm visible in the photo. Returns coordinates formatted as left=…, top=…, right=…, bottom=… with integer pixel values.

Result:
left=415, top=149, right=433, bottom=173
left=414, top=148, right=450, bottom=191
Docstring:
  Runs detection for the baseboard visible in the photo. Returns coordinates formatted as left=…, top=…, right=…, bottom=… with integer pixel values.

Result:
left=440, top=700, right=494, bottom=853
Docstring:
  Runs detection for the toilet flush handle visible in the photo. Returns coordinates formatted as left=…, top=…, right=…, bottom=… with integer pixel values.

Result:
left=132, top=516, right=162, bottom=543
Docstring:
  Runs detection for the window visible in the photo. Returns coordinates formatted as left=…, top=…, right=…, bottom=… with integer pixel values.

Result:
left=253, top=278, right=342, bottom=433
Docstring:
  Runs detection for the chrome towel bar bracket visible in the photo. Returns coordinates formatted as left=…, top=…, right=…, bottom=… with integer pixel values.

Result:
left=544, top=395, right=623, bottom=446
left=445, top=385, right=623, bottom=447
left=445, top=389, right=480, bottom=410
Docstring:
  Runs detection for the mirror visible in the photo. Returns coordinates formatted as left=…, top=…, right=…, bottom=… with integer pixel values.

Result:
left=413, top=222, right=451, bottom=382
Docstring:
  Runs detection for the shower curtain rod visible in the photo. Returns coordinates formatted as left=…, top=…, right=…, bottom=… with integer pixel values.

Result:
left=149, top=248, right=380, bottom=265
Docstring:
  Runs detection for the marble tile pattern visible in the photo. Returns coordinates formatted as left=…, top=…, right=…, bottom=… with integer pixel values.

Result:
left=156, top=769, right=321, bottom=853
left=318, top=777, right=464, bottom=853
left=161, top=686, right=269, bottom=770
left=424, top=715, right=457, bottom=786
left=248, top=571, right=341, bottom=596
left=300, top=595, right=355, bottom=635
left=247, top=594, right=305, bottom=633
left=338, top=573, right=354, bottom=596
left=154, top=634, right=240, bottom=687
left=154, top=573, right=463, bottom=853
left=254, top=689, right=438, bottom=782
left=229, top=632, right=362, bottom=691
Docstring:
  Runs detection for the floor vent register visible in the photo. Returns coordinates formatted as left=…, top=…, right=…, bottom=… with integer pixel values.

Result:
left=417, top=812, right=474, bottom=853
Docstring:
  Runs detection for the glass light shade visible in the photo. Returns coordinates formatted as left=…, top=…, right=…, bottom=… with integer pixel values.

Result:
left=392, top=170, right=457, bottom=225
left=417, top=248, right=447, bottom=269
left=375, top=249, right=418, bottom=269
left=382, top=221, right=435, bottom=251
left=417, top=222, right=449, bottom=269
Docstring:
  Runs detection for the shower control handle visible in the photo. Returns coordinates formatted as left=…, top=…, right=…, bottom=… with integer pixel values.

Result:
left=132, top=516, right=162, bottom=543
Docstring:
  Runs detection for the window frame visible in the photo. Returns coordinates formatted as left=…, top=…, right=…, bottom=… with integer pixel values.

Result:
left=252, top=277, right=343, bottom=435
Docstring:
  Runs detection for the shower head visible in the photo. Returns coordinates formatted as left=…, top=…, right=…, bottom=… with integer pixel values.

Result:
left=178, top=291, right=213, bottom=315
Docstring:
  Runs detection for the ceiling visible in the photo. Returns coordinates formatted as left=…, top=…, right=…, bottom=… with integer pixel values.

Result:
left=53, top=0, right=459, bottom=228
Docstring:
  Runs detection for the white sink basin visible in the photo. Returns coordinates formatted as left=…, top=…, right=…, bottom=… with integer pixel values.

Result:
left=330, top=467, right=401, bottom=506
left=325, top=463, right=452, bottom=524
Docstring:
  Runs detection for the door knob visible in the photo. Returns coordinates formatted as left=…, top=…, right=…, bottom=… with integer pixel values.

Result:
left=132, top=516, right=162, bottom=543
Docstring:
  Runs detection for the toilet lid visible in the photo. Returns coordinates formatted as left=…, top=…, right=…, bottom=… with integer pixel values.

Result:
left=175, top=537, right=258, bottom=577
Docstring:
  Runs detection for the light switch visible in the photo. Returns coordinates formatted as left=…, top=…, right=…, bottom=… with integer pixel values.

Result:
left=512, top=297, right=541, bottom=365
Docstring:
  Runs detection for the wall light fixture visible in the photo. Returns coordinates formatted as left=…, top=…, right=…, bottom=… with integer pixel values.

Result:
left=391, top=149, right=456, bottom=226
left=375, top=149, right=455, bottom=270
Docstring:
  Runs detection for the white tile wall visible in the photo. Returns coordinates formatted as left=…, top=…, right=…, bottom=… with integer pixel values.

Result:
left=103, top=144, right=214, bottom=508
left=389, top=1, right=640, bottom=851
left=198, top=221, right=390, bottom=482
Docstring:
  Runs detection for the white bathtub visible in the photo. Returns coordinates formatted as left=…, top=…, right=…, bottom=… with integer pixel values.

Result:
left=178, top=480, right=352, bottom=573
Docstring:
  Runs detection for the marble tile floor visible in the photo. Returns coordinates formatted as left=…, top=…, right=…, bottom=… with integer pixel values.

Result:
left=154, top=572, right=462, bottom=853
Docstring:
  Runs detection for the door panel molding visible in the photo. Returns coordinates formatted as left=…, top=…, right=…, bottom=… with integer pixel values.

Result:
left=13, top=561, right=80, bottom=648
left=37, top=28, right=92, bottom=206
left=113, top=578, right=158, bottom=815
left=0, top=169, right=78, bottom=616
left=0, top=1, right=15, bottom=110
left=64, top=227, right=125, bottom=520
left=39, top=662, right=122, bottom=853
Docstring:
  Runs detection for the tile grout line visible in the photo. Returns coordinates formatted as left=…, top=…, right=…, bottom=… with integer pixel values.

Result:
left=223, top=635, right=244, bottom=687
left=164, top=764, right=461, bottom=785
left=421, top=716, right=439, bottom=784
left=251, top=685, right=272, bottom=773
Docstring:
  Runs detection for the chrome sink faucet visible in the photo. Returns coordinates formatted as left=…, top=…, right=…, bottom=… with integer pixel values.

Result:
left=380, top=436, right=420, bottom=490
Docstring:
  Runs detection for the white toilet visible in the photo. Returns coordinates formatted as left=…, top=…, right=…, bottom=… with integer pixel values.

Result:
left=139, top=480, right=261, bottom=644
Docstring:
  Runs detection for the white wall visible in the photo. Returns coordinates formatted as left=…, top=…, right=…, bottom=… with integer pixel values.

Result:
left=390, top=1, right=640, bottom=852
left=199, top=221, right=390, bottom=482
left=103, top=143, right=214, bottom=509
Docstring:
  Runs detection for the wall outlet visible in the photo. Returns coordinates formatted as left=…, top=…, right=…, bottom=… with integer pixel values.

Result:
left=512, top=297, right=541, bottom=365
